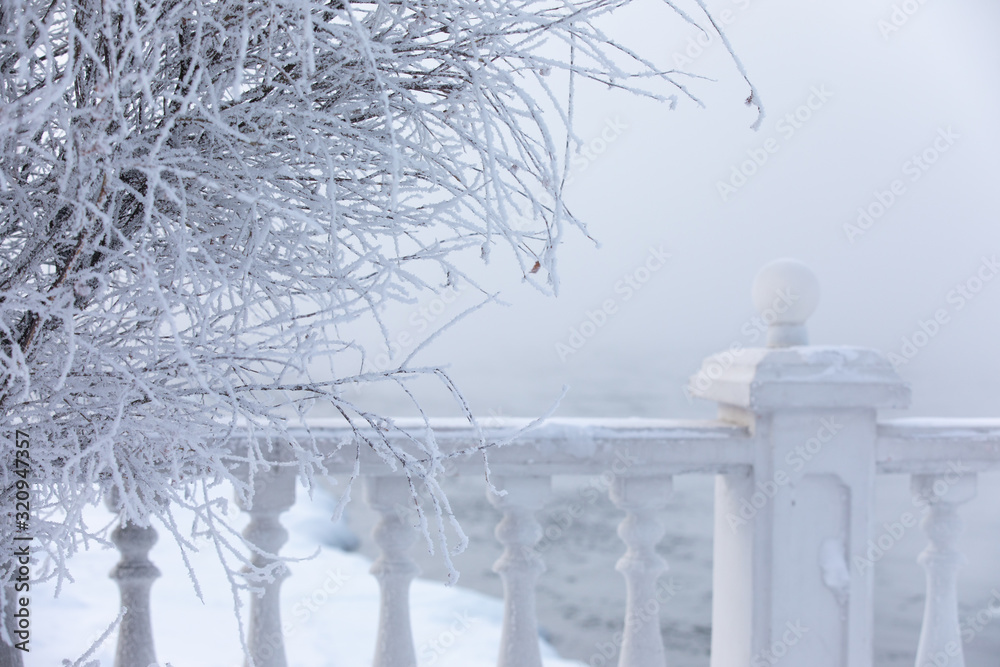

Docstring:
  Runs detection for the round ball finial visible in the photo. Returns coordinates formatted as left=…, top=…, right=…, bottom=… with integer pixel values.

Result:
left=751, top=258, right=820, bottom=347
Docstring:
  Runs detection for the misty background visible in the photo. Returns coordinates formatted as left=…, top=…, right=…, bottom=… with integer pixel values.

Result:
left=343, top=0, right=1000, bottom=422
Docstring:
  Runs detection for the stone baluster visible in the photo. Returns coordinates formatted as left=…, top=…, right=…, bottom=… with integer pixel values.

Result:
left=610, top=475, right=672, bottom=667
left=366, top=476, right=420, bottom=667
left=108, top=518, right=160, bottom=667
left=912, top=473, right=977, bottom=667
left=239, top=458, right=297, bottom=667
left=488, top=475, right=551, bottom=667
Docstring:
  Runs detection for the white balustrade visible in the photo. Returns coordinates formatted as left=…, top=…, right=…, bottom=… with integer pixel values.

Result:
left=94, top=261, right=1000, bottom=667
left=108, top=519, right=160, bottom=667
left=366, top=475, right=420, bottom=667
left=912, top=473, right=977, bottom=667
left=610, top=475, right=672, bottom=667
left=239, top=455, right=297, bottom=667
left=488, top=474, right=551, bottom=667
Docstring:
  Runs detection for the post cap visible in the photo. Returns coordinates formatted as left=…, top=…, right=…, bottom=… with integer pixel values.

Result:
left=752, top=258, right=820, bottom=347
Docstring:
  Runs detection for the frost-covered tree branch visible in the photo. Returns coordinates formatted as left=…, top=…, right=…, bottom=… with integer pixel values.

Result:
left=0, top=0, right=757, bottom=656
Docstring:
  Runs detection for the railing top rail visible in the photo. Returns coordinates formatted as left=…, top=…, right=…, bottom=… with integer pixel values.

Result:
left=281, top=418, right=753, bottom=475
left=877, top=418, right=1000, bottom=473
left=240, top=416, right=1000, bottom=476
left=297, top=416, right=743, bottom=433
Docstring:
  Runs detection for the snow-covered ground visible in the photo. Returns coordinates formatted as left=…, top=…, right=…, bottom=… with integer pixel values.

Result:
left=29, top=484, right=583, bottom=667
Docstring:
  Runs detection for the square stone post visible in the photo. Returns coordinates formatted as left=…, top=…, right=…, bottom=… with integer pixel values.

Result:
left=693, top=260, right=910, bottom=667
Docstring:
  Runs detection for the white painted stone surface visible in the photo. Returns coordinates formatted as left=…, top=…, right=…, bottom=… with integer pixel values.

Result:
left=238, top=452, right=297, bottom=667
left=912, top=473, right=977, bottom=667
left=366, top=475, right=421, bottom=667
left=610, top=475, right=673, bottom=667
left=109, top=520, right=160, bottom=667
left=696, top=262, right=909, bottom=667
left=488, top=475, right=551, bottom=667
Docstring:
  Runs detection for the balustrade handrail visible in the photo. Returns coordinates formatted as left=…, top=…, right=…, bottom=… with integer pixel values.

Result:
left=877, top=418, right=1000, bottom=473
left=268, top=418, right=753, bottom=475
left=239, top=415, right=1000, bottom=477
